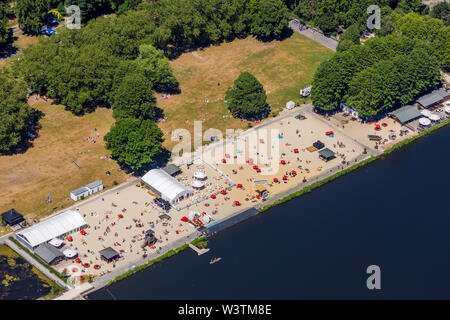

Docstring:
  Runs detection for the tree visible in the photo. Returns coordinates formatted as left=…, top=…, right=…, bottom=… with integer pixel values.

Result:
left=397, top=0, right=421, bottom=14
left=15, top=0, right=50, bottom=33
left=430, top=2, right=450, bottom=26
left=110, top=67, right=157, bottom=121
left=0, top=2, right=8, bottom=46
left=225, top=72, right=268, bottom=119
left=336, top=39, right=354, bottom=52
left=0, top=70, right=39, bottom=153
left=250, top=0, right=289, bottom=40
left=134, top=44, right=178, bottom=92
left=315, top=10, right=338, bottom=33
left=104, top=118, right=164, bottom=170
left=339, top=24, right=360, bottom=45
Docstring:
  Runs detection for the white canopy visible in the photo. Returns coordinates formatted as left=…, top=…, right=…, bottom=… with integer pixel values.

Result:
left=49, top=238, right=64, bottom=247
left=202, top=214, right=211, bottom=223
left=419, top=117, right=431, bottom=126
left=63, top=249, right=78, bottom=258
left=189, top=211, right=200, bottom=219
left=194, top=171, right=207, bottom=180
left=421, top=109, right=432, bottom=117
left=445, top=106, right=450, bottom=114
left=16, top=210, right=87, bottom=248
left=191, top=180, right=205, bottom=189
left=141, top=169, right=192, bottom=204
left=429, top=114, right=440, bottom=121
left=286, top=101, right=295, bottom=110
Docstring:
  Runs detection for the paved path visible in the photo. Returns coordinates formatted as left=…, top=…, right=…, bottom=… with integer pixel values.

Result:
left=288, top=20, right=338, bottom=52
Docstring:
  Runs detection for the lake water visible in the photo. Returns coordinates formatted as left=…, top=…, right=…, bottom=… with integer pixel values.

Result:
left=90, top=125, right=450, bottom=299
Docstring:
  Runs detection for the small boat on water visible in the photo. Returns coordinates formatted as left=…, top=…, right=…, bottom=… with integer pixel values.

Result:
left=210, top=257, right=221, bottom=265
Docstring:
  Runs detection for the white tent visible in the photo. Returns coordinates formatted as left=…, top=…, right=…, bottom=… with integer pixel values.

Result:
left=286, top=101, right=295, bottom=110
left=16, top=210, right=87, bottom=249
left=191, top=180, right=205, bottom=189
left=63, top=249, right=78, bottom=258
left=201, top=214, right=211, bottom=224
left=421, top=109, right=432, bottom=117
left=49, top=238, right=64, bottom=248
left=194, top=171, right=207, bottom=180
left=429, top=114, right=440, bottom=121
left=141, top=169, right=193, bottom=204
left=419, top=117, right=431, bottom=126
left=189, top=211, right=200, bottom=220
left=445, top=106, right=450, bottom=115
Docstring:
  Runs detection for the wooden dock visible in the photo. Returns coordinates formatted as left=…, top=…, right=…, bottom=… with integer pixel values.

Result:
left=189, top=243, right=210, bottom=256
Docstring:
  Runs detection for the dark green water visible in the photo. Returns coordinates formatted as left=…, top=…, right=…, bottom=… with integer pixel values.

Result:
left=89, top=125, right=450, bottom=299
left=0, top=252, right=51, bottom=300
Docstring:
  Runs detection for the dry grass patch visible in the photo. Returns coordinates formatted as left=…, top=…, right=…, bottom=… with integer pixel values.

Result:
left=0, top=99, right=131, bottom=220
left=157, top=33, right=333, bottom=149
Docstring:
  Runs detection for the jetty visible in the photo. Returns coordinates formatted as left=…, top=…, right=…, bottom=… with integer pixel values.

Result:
left=189, top=243, right=210, bottom=256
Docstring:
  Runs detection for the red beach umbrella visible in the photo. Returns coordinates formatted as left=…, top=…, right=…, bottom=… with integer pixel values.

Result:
left=94, top=265, right=101, bottom=270
left=221, top=158, right=226, bottom=163
left=247, top=158, right=253, bottom=164
left=83, top=263, right=90, bottom=268
left=75, top=258, right=81, bottom=263
left=273, top=178, right=279, bottom=182
left=252, top=165, right=258, bottom=169
left=221, top=190, right=227, bottom=195
left=234, top=201, right=241, bottom=206
left=291, top=170, right=297, bottom=175
left=79, top=276, right=85, bottom=280
left=80, top=229, right=86, bottom=236
left=67, top=236, right=73, bottom=242
left=382, top=123, right=388, bottom=127
left=282, top=176, right=288, bottom=180
left=210, top=194, right=216, bottom=199
left=181, top=216, right=189, bottom=222
left=256, top=169, right=261, bottom=173
left=280, top=160, right=286, bottom=164
left=294, top=148, right=299, bottom=153
left=237, top=184, right=243, bottom=188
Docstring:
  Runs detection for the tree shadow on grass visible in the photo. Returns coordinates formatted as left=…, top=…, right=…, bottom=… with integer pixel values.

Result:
left=0, top=108, right=45, bottom=156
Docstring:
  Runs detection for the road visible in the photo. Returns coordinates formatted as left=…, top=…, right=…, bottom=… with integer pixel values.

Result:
left=288, top=20, right=338, bottom=52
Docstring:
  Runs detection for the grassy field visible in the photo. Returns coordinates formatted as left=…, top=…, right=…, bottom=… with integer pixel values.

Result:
left=0, top=32, right=332, bottom=224
left=157, top=33, right=333, bottom=149
left=0, top=100, right=131, bottom=222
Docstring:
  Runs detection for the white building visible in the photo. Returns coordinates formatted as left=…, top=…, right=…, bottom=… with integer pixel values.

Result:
left=70, top=180, right=103, bottom=201
left=141, top=169, right=193, bottom=205
left=16, top=210, right=87, bottom=250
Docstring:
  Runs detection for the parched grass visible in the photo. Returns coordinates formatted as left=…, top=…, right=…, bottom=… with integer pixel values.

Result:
left=0, top=100, right=131, bottom=220
left=108, top=244, right=189, bottom=285
left=157, top=33, right=333, bottom=149
left=384, top=119, right=450, bottom=155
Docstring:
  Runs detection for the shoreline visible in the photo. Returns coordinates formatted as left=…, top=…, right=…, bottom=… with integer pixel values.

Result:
left=84, top=118, right=450, bottom=297
left=1, top=112, right=448, bottom=300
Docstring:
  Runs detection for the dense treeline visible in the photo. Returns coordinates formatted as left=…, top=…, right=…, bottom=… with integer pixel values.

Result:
left=311, top=35, right=441, bottom=118
left=7, top=0, right=290, bottom=162
left=0, top=1, right=8, bottom=46
left=0, top=70, right=40, bottom=153
left=293, top=0, right=425, bottom=34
